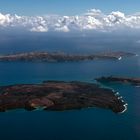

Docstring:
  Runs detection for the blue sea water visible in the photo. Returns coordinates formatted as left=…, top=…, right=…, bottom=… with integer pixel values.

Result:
left=0, top=33, right=140, bottom=140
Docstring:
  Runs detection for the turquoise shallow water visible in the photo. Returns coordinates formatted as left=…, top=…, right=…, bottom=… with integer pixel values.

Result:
left=0, top=34, right=140, bottom=140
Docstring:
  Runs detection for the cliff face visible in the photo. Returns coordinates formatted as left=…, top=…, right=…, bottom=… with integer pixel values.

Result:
left=0, top=81, right=127, bottom=113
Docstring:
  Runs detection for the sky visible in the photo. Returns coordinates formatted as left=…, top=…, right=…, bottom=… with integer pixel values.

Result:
left=1, top=0, right=140, bottom=33
left=0, top=0, right=140, bottom=16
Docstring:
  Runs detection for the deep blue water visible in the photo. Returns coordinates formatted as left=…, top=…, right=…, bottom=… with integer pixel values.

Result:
left=0, top=33, right=140, bottom=140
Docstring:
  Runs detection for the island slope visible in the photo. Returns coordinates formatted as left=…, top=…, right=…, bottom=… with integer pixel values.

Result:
left=0, top=81, right=127, bottom=113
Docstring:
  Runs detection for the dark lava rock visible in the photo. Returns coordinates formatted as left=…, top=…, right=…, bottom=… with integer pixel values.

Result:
left=0, top=81, right=127, bottom=113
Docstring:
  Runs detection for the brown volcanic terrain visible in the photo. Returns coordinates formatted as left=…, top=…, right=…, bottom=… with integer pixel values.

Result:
left=0, top=81, right=127, bottom=113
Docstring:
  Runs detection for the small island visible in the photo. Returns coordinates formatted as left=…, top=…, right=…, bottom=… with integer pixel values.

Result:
left=96, top=76, right=140, bottom=86
left=0, top=51, right=136, bottom=62
left=0, top=81, right=127, bottom=113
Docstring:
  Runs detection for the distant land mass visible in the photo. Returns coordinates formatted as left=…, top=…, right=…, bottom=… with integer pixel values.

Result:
left=96, top=76, right=140, bottom=86
left=0, top=51, right=136, bottom=62
left=0, top=81, right=127, bottom=113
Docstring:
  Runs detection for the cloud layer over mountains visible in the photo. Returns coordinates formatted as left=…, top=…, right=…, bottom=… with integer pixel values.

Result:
left=0, top=9, right=140, bottom=32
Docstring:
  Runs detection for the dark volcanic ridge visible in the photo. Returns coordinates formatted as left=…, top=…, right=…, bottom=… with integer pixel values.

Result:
left=0, top=51, right=136, bottom=62
left=96, top=76, right=140, bottom=86
left=0, top=81, right=127, bottom=113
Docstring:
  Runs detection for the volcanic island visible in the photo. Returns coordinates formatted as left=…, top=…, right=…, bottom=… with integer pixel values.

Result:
left=0, top=51, right=136, bottom=62
left=0, top=81, right=127, bottom=113
left=96, top=76, right=140, bottom=86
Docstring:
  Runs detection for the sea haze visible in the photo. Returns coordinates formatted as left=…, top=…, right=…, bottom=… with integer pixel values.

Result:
left=0, top=31, right=140, bottom=140
left=0, top=31, right=140, bottom=54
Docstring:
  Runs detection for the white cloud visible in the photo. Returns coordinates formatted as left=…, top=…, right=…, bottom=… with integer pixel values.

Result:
left=0, top=13, right=12, bottom=26
left=1, top=9, right=140, bottom=32
left=55, top=25, right=70, bottom=32
left=84, top=9, right=103, bottom=17
left=30, top=25, right=48, bottom=32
